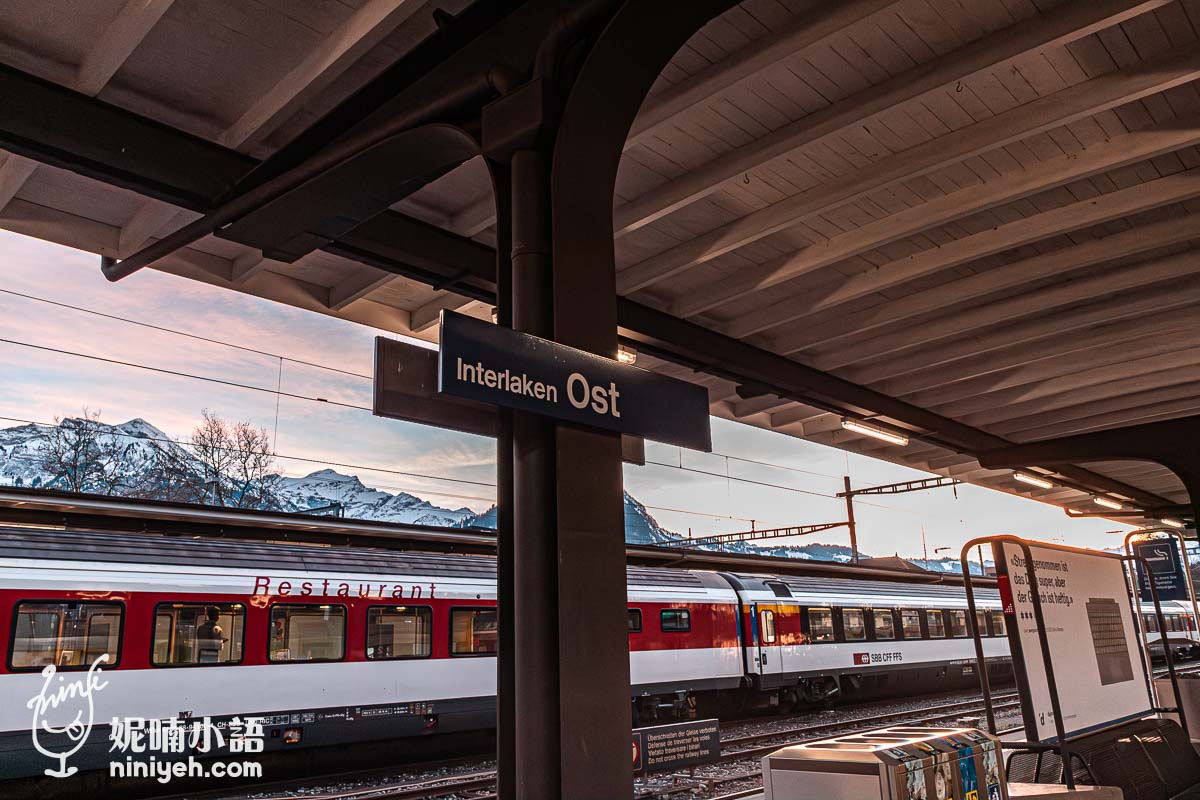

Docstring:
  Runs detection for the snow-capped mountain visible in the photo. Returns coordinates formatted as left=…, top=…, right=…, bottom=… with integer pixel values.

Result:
left=275, top=469, right=474, bottom=527
left=0, top=417, right=198, bottom=491
left=0, top=416, right=871, bottom=563
left=458, top=491, right=683, bottom=546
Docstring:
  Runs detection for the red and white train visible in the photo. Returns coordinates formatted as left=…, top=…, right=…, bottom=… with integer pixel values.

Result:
left=0, top=526, right=1027, bottom=780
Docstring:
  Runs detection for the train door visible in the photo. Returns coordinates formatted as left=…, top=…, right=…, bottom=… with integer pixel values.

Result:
left=756, top=602, right=784, bottom=678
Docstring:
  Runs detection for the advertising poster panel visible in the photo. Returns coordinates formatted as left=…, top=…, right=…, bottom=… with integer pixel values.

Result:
left=995, top=541, right=1152, bottom=742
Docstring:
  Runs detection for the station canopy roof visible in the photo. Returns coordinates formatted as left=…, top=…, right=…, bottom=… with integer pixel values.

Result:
left=0, top=0, right=1197, bottom=524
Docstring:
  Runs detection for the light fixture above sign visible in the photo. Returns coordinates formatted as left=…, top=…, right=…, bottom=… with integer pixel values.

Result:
left=1013, top=471, right=1054, bottom=489
left=840, top=418, right=909, bottom=446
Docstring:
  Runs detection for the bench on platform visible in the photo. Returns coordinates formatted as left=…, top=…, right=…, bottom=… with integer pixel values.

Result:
left=1006, top=719, right=1200, bottom=800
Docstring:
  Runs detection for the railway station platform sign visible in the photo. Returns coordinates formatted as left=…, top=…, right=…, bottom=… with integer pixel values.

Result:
left=1132, top=537, right=1190, bottom=602
left=437, top=310, right=712, bottom=451
left=994, top=540, right=1152, bottom=743
left=373, top=335, right=647, bottom=464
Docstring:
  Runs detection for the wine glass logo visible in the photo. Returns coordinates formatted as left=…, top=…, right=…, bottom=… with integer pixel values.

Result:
left=26, top=654, right=109, bottom=778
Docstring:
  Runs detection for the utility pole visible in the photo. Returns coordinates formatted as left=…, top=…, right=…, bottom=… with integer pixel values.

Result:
left=838, top=476, right=961, bottom=567
left=843, top=476, right=858, bottom=564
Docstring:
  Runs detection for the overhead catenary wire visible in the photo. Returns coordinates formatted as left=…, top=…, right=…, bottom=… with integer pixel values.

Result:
left=0, top=287, right=372, bottom=380
left=0, top=324, right=927, bottom=520
left=1, top=290, right=888, bottom=486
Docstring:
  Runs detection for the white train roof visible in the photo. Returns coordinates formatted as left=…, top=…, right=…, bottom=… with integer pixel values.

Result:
left=722, top=572, right=1002, bottom=609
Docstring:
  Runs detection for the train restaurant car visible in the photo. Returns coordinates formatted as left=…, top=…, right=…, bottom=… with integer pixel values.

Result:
left=0, top=526, right=1016, bottom=781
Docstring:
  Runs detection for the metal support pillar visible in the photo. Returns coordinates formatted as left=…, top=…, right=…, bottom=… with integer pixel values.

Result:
left=486, top=3, right=741, bottom=797
left=843, top=476, right=859, bottom=563
left=491, top=161, right=516, bottom=800
left=510, top=149, right=561, bottom=800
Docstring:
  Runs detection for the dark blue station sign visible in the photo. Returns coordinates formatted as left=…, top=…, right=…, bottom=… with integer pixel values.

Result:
left=1133, top=537, right=1189, bottom=602
left=438, top=311, right=712, bottom=452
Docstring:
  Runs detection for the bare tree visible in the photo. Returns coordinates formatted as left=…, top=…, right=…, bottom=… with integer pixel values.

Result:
left=130, top=442, right=203, bottom=504
left=39, top=408, right=106, bottom=493
left=229, top=419, right=281, bottom=510
left=92, top=433, right=139, bottom=496
left=189, top=410, right=238, bottom=505
left=188, top=410, right=280, bottom=509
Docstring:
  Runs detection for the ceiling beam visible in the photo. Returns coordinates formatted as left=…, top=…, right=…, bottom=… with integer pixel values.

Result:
left=117, top=200, right=183, bottom=256
left=729, top=395, right=791, bottom=419
left=876, top=309, right=1200, bottom=400
left=454, top=0, right=903, bottom=237
left=735, top=174, right=1200, bottom=340
left=937, top=346, right=1200, bottom=421
left=846, top=278, right=1200, bottom=388
left=766, top=211, right=1200, bottom=355
left=902, top=326, right=1200, bottom=411
left=449, top=195, right=498, bottom=237
left=625, top=0, right=897, bottom=151
left=74, top=0, right=175, bottom=96
left=327, top=268, right=397, bottom=311
left=411, top=294, right=481, bottom=332
left=1006, top=396, right=1200, bottom=444
left=220, top=0, right=424, bottom=150
left=618, top=302, right=1172, bottom=507
left=671, top=124, right=1200, bottom=318
left=229, top=252, right=269, bottom=284
left=822, top=246, right=1200, bottom=372
left=614, top=0, right=1179, bottom=265
left=958, top=363, right=1200, bottom=430
left=994, top=381, right=1200, bottom=438
left=0, top=152, right=37, bottom=210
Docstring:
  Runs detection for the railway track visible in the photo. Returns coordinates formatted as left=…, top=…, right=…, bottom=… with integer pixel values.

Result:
left=240, top=693, right=1019, bottom=800
left=210, top=664, right=1200, bottom=800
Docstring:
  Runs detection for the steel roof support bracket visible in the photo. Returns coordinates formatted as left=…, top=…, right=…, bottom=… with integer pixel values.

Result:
left=979, top=414, right=1200, bottom=530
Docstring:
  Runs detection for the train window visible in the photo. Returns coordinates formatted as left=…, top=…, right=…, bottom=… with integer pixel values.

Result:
left=926, top=610, right=946, bottom=638
left=628, top=609, right=643, bottom=633
left=948, top=610, right=968, bottom=638
left=975, top=611, right=989, bottom=638
left=152, top=603, right=245, bottom=666
left=660, top=609, right=691, bottom=633
left=900, top=609, right=922, bottom=639
left=990, top=611, right=1006, bottom=636
left=268, top=604, right=346, bottom=662
left=10, top=601, right=123, bottom=670
left=808, top=608, right=835, bottom=643
left=843, top=609, right=866, bottom=641
left=1145, top=613, right=1160, bottom=633
left=760, top=610, right=776, bottom=644
left=873, top=610, right=895, bottom=640
left=451, top=608, right=498, bottom=655
left=366, top=606, right=432, bottom=660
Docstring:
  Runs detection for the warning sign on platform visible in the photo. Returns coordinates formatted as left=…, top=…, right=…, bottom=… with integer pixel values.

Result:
left=631, top=719, right=720, bottom=774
